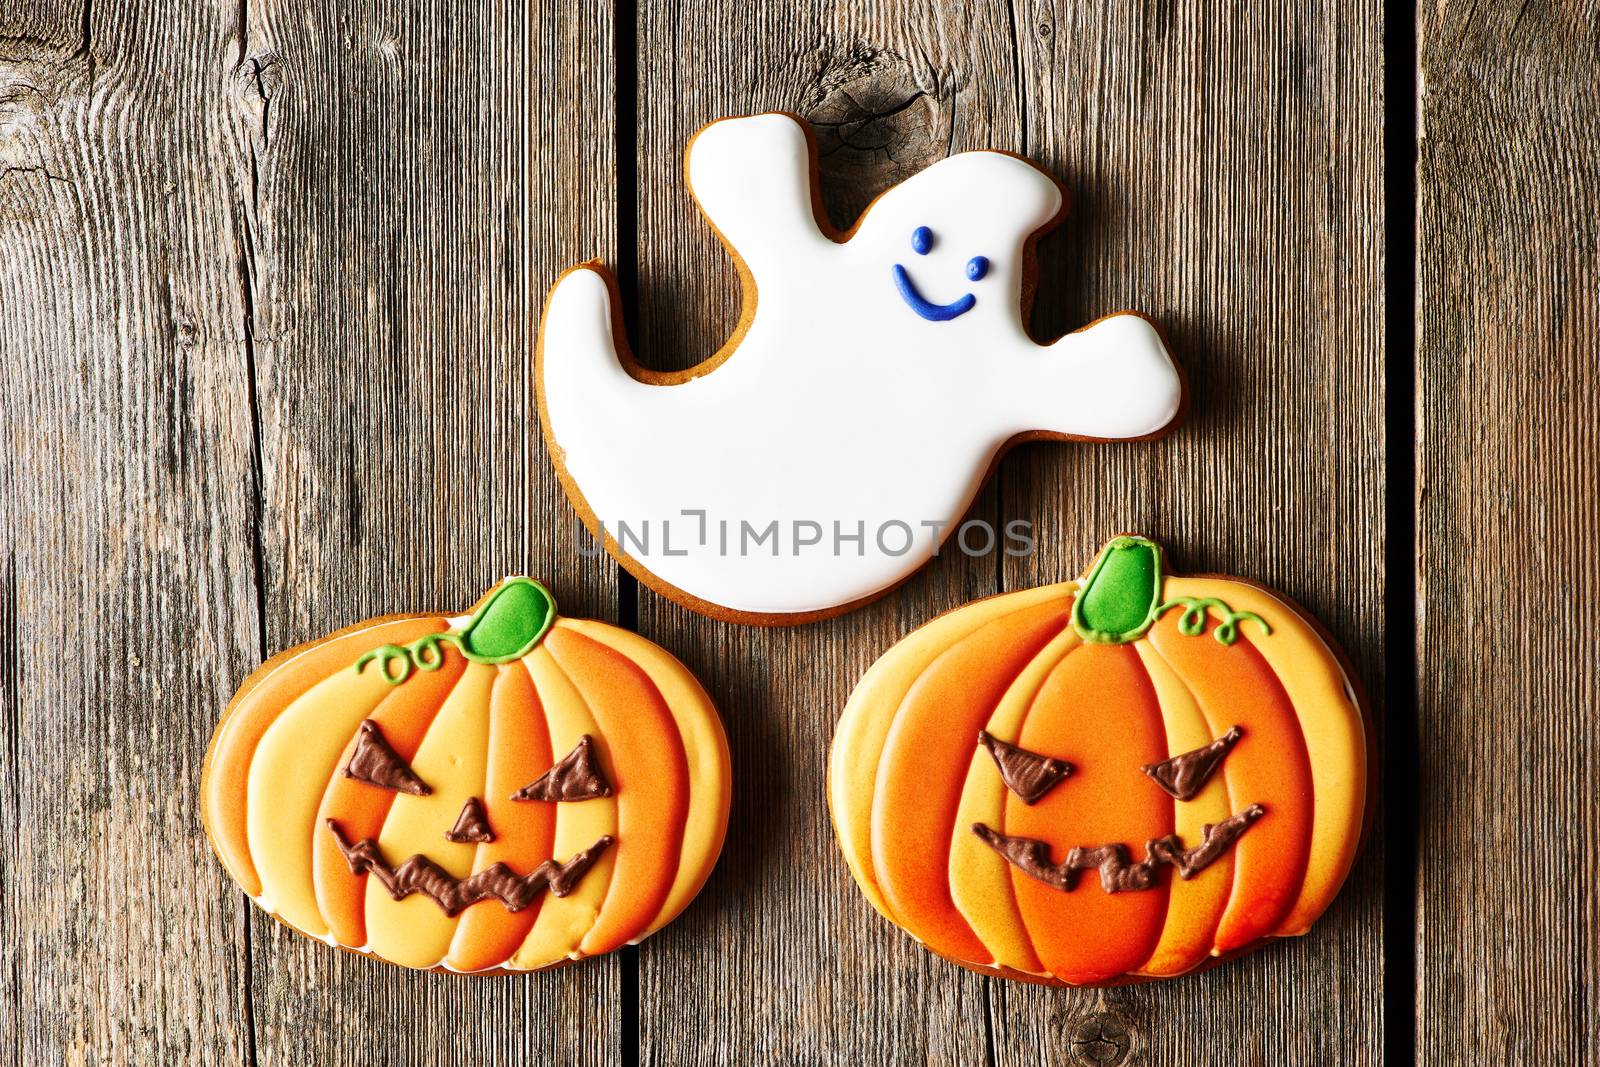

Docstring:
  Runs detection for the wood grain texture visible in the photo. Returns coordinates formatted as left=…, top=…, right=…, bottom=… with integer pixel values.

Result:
left=1416, top=1, right=1600, bottom=1062
left=623, top=1, right=1385, bottom=1065
left=995, top=3, right=1386, bottom=1065
left=1, top=0, right=257, bottom=1060
left=234, top=0, right=619, bottom=1064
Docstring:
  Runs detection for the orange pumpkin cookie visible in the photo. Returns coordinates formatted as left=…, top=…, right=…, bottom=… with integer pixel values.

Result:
left=201, top=578, right=731, bottom=973
left=827, top=536, right=1368, bottom=985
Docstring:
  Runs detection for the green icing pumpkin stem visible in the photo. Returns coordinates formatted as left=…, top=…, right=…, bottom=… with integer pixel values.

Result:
left=356, top=578, right=558, bottom=684
left=1072, top=536, right=1165, bottom=643
left=458, top=578, right=557, bottom=659
left=1071, top=536, right=1271, bottom=647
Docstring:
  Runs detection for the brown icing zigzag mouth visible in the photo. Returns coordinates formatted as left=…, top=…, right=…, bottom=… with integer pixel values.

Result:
left=972, top=803, right=1266, bottom=894
left=327, top=819, right=613, bottom=917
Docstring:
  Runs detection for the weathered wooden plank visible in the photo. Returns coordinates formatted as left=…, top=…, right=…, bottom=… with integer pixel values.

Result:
left=235, top=0, right=619, bottom=1063
left=1416, top=2, right=1600, bottom=1061
left=629, top=3, right=1022, bottom=1064
left=993, top=3, right=1386, bottom=1065
left=0, top=1, right=257, bottom=1060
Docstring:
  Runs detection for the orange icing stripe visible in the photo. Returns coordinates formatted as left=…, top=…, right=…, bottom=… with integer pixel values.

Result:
left=447, top=661, right=559, bottom=972
left=203, top=617, right=447, bottom=896
left=1147, top=614, right=1314, bottom=953
left=545, top=627, right=690, bottom=955
left=558, top=619, right=731, bottom=938
left=312, top=648, right=466, bottom=947
left=869, top=599, right=1072, bottom=965
left=1006, top=643, right=1173, bottom=985
left=1131, top=641, right=1236, bottom=977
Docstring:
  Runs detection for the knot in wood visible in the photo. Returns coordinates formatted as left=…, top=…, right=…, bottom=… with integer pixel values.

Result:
left=799, top=44, right=951, bottom=227
left=1068, top=1012, right=1133, bottom=1067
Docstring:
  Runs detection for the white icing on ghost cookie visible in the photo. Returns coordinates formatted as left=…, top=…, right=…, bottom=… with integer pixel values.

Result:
left=538, top=112, right=1183, bottom=622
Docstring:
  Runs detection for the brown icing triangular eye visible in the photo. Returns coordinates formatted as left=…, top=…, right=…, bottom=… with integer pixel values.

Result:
left=978, top=730, right=1073, bottom=805
left=343, top=720, right=431, bottom=795
left=1141, top=725, right=1244, bottom=801
left=444, top=797, right=495, bottom=843
left=512, top=735, right=613, bottom=802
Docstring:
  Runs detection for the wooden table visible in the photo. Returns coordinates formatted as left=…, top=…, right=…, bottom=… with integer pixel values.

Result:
left=1, top=1, right=1593, bottom=1063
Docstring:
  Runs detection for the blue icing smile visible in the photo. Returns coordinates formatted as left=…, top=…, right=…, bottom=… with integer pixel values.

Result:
left=893, top=226, right=987, bottom=322
left=893, top=264, right=976, bottom=322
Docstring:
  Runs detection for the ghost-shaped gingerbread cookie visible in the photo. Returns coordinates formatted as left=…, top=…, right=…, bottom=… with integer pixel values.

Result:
left=538, top=113, right=1184, bottom=623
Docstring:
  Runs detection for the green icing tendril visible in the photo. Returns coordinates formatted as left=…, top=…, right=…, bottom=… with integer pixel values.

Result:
left=1071, top=536, right=1273, bottom=647
left=1150, top=596, right=1271, bottom=647
left=354, top=577, right=558, bottom=685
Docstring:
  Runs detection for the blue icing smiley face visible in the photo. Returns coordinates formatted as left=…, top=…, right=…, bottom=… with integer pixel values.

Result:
left=892, top=225, right=991, bottom=322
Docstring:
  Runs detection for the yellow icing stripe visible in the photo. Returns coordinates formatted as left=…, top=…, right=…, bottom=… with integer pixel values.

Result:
left=362, top=662, right=496, bottom=969
left=1131, top=641, right=1236, bottom=976
left=1163, top=577, right=1366, bottom=937
left=827, top=582, right=1075, bottom=923
left=510, top=645, right=619, bottom=970
left=558, top=619, right=731, bottom=938
left=246, top=663, right=398, bottom=938
left=947, top=625, right=1080, bottom=975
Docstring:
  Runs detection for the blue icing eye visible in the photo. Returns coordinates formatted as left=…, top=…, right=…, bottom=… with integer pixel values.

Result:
left=911, top=226, right=934, bottom=255
left=966, top=255, right=990, bottom=281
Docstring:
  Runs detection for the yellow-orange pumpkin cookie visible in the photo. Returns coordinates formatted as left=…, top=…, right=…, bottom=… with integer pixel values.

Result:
left=827, top=536, right=1368, bottom=985
left=201, top=578, right=731, bottom=973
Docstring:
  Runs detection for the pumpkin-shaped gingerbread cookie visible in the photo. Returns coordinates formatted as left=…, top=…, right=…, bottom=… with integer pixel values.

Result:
left=828, top=536, right=1368, bottom=985
left=202, top=578, right=730, bottom=972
